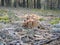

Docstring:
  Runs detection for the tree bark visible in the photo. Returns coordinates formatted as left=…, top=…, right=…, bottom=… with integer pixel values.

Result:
left=18, top=0, right=20, bottom=7
left=14, top=0, right=17, bottom=7
left=34, top=0, right=36, bottom=8
left=58, top=0, right=60, bottom=9
left=23, top=0, right=25, bottom=7
left=1, top=0, right=4, bottom=6
left=27, top=0, right=28, bottom=8
left=37, top=0, right=41, bottom=8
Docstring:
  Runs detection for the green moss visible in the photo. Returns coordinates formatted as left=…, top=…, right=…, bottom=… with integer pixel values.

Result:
left=50, top=18, right=60, bottom=25
left=0, top=15, right=10, bottom=23
left=39, top=18, right=45, bottom=21
left=0, top=9, right=20, bottom=23
left=50, top=20, right=59, bottom=25
left=54, top=18, right=60, bottom=20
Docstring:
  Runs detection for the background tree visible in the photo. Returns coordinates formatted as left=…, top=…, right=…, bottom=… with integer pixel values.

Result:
left=37, top=0, right=41, bottom=8
left=34, top=0, right=36, bottom=8
left=1, top=0, right=4, bottom=6
left=18, top=0, right=20, bottom=7
left=27, top=0, right=28, bottom=8
left=14, top=0, right=17, bottom=7
left=14, top=0, right=20, bottom=7
left=8, top=0, right=12, bottom=6
left=58, top=0, right=60, bottom=9
left=23, top=0, right=25, bottom=7
left=0, top=0, right=60, bottom=9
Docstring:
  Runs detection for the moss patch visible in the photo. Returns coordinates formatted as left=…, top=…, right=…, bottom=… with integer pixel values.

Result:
left=50, top=18, right=60, bottom=25
left=39, top=18, right=45, bottom=21
left=0, top=9, right=20, bottom=23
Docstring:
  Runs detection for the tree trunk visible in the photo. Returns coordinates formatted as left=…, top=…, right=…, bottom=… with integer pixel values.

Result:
left=1, top=0, right=4, bottom=6
left=50, top=0, right=53, bottom=9
left=23, top=0, right=25, bottom=7
left=34, top=0, right=36, bottom=8
left=37, top=0, right=41, bottom=8
left=27, top=0, right=28, bottom=8
left=58, top=0, right=60, bottom=9
left=5, top=0, right=11, bottom=6
left=18, top=0, right=20, bottom=7
left=5, top=0, right=8, bottom=6
left=46, top=0, right=49, bottom=9
left=8, top=0, right=11, bottom=6
left=14, top=0, right=17, bottom=7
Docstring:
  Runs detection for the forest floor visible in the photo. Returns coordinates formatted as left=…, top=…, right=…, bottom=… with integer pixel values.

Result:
left=0, top=7, right=60, bottom=45
left=0, top=7, right=60, bottom=16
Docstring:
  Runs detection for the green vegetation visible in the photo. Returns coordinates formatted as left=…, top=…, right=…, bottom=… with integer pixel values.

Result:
left=0, top=15, right=10, bottom=23
left=0, top=9, right=20, bottom=23
left=32, top=9, right=60, bottom=16
left=39, top=18, right=45, bottom=21
left=50, top=18, right=60, bottom=25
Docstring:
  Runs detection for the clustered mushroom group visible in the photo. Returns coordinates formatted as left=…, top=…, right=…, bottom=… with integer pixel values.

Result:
left=22, top=14, right=41, bottom=28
